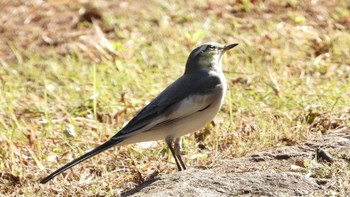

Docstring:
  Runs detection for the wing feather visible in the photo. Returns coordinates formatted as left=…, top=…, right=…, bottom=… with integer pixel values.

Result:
left=112, top=71, right=222, bottom=140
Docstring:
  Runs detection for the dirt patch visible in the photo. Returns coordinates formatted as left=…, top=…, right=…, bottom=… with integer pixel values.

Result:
left=1, top=0, right=348, bottom=63
left=123, top=128, right=350, bottom=196
left=0, top=0, right=122, bottom=62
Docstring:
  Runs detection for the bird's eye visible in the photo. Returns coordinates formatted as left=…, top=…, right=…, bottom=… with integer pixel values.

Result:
left=207, top=45, right=215, bottom=50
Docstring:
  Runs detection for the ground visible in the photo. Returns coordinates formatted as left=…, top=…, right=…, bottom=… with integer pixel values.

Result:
left=124, top=128, right=350, bottom=196
left=0, top=0, right=349, bottom=196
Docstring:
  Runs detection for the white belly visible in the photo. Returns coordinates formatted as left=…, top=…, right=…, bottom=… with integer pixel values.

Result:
left=119, top=79, right=226, bottom=146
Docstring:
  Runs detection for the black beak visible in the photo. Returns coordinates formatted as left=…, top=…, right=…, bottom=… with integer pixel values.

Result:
left=223, top=43, right=239, bottom=51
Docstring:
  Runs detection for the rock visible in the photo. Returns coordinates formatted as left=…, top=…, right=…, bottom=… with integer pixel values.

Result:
left=124, top=170, right=320, bottom=197
left=122, top=127, right=350, bottom=196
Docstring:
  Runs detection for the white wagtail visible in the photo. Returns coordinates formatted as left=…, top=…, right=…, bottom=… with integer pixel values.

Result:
left=40, top=42, right=238, bottom=184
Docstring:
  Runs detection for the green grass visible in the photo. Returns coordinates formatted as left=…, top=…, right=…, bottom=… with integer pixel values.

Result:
left=0, top=0, right=349, bottom=195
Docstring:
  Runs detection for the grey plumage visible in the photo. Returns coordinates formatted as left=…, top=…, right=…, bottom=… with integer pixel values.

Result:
left=40, top=42, right=238, bottom=184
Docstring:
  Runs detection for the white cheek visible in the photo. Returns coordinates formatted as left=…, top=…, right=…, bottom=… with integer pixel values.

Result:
left=212, top=55, right=219, bottom=64
left=212, top=54, right=223, bottom=66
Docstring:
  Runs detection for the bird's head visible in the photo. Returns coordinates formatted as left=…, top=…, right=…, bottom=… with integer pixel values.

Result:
left=185, top=42, right=238, bottom=74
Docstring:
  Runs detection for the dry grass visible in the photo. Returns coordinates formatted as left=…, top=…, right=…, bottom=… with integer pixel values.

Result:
left=0, top=0, right=349, bottom=196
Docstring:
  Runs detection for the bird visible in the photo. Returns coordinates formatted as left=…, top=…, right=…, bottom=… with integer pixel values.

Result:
left=40, top=42, right=238, bottom=184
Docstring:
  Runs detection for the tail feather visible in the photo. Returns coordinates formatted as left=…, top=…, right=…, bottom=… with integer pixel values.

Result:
left=40, top=138, right=123, bottom=184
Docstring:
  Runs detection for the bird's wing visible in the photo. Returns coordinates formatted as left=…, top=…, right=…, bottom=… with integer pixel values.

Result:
left=40, top=71, right=223, bottom=184
left=112, top=71, right=223, bottom=140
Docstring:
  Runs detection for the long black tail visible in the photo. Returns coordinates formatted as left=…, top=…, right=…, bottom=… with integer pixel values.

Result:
left=40, top=138, right=124, bottom=184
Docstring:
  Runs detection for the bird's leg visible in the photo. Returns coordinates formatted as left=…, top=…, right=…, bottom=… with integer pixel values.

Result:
left=174, top=137, right=186, bottom=171
left=166, top=137, right=182, bottom=171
